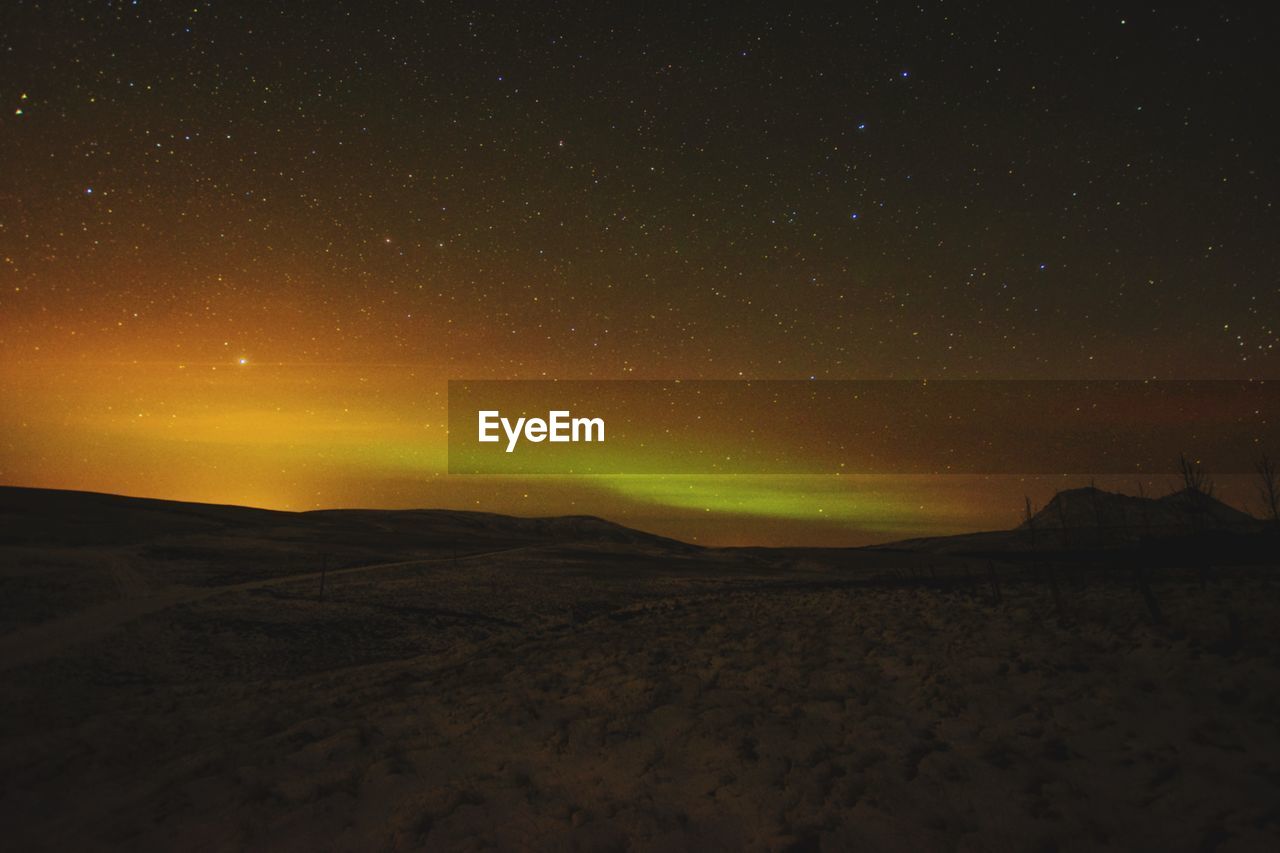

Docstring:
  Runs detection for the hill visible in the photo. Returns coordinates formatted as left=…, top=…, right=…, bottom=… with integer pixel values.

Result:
left=1021, top=486, right=1257, bottom=538
left=878, top=486, right=1262, bottom=555
left=1, top=486, right=1278, bottom=850
left=0, top=486, right=689, bottom=552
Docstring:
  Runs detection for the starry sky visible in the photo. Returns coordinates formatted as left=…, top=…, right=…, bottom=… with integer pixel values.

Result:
left=1, top=2, right=1277, bottom=545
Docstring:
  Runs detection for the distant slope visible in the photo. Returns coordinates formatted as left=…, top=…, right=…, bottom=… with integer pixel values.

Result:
left=0, top=486, right=293, bottom=546
left=877, top=486, right=1262, bottom=555
left=304, top=507, right=696, bottom=551
left=0, top=486, right=693, bottom=551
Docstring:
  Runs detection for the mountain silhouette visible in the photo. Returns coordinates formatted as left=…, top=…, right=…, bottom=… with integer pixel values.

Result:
left=880, top=486, right=1263, bottom=555
left=1020, top=486, right=1256, bottom=540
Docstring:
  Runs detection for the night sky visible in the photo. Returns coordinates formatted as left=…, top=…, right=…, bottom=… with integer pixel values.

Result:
left=1, top=2, right=1277, bottom=544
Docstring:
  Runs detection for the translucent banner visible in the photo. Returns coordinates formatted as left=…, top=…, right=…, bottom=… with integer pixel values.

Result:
left=446, top=380, right=1280, bottom=475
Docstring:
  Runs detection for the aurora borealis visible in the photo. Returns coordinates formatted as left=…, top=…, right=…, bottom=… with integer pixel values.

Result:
left=2, top=3, right=1277, bottom=544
